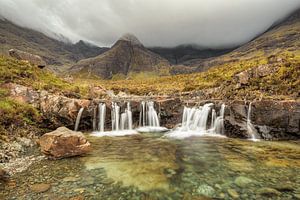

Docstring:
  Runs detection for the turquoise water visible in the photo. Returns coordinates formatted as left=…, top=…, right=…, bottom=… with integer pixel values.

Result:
left=1, top=133, right=300, bottom=199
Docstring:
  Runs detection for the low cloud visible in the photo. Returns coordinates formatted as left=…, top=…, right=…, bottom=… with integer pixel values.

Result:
left=1, top=0, right=300, bottom=47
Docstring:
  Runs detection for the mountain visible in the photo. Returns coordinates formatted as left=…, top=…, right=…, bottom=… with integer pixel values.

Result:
left=182, top=8, right=300, bottom=73
left=69, top=34, right=170, bottom=79
left=0, top=19, right=108, bottom=66
left=149, top=45, right=234, bottom=64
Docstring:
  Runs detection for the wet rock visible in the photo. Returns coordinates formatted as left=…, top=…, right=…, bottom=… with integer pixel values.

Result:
left=227, top=189, right=239, bottom=199
left=294, top=193, right=300, bottom=200
left=38, top=127, right=91, bottom=159
left=273, top=183, right=295, bottom=192
left=234, top=176, right=253, bottom=187
left=195, top=184, right=215, bottom=197
left=257, top=187, right=281, bottom=196
left=63, top=176, right=80, bottom=182
left=30, top=183, right=51, bottom=193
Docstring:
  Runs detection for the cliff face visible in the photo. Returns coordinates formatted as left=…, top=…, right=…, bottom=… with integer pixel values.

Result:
left=69, top=34, right=170, bottom=79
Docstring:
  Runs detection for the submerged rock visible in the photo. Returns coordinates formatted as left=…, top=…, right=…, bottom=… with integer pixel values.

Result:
left=30, top=183, right=51, bottom=193
left=257, top=187, right=281, bottom=196
left=227, top=189, right=239, bottom=199
left=234, top=176, right=254, bottom=187
left=195, top=184, right=215, bottom=197
left=38, top=127, right=91, bottom=159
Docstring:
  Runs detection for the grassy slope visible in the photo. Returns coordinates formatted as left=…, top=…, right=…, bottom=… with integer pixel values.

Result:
left=0, top=56, right=86, bottom=140
left=76, top=51, right=299, bottom=100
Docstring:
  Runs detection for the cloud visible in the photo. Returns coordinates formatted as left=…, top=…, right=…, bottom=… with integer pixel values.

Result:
left=0, top=0, right=300, bottom=47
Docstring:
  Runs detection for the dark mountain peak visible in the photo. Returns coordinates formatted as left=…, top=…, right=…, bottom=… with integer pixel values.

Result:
left=118, top=33, right=143, bottom=47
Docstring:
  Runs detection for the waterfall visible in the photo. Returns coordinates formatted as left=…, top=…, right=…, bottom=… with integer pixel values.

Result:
left=247, top=102, right=259, bottom=141
left=166, top=103, right=227, bottom=139
left=74, top=107, right=84, bottom=131
left=180, top=103, right=213, bottom=131
left=98, top=103, right=106, bottom=132
left=139, top=101, right=160, bottom=127
left=210, top=109, right=216, bottom=130
left=111, top=102, right=120, bottom=131
left=92, top=107, right=97, bottom=131
left=120, top=102, right=133, bottom=130
left=213, top=104, right=225, bottom=135
left=139, top=101, right=146, bottom=126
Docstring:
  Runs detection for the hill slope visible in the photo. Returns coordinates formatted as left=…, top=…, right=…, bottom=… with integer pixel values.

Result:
left=70, top=34, right=170, bottom=79
left=0, top=19, right=108, bottom=66
left=182, top=8, right=300, bottom=73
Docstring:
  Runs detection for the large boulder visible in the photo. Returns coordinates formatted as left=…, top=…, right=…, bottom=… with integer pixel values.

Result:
left=9, top=49, right=46, bottom=68
left=38, top=127, right=91, bottom=159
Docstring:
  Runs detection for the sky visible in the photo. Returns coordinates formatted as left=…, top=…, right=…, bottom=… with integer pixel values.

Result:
left=0, top=0, right=300, bottom=48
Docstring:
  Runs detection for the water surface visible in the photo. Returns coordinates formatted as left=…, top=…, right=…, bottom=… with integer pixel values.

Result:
left=1, top=133, right=300, bottom=199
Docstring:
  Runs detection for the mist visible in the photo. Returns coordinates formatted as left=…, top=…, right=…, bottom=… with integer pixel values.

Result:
left=1, top=0, right=300, bottom=48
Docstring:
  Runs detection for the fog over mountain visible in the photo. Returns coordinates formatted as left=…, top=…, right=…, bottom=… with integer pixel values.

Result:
left=1, top=0, right=300, bottom=48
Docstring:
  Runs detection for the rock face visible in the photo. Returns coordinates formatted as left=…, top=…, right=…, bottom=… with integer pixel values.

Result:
left=224, top=100, right=300, bottom=140
left=9, top=49, right=46, bottom=68
left=69, top=34, right=170, bottom=79
left=38, top=127, right=91, bottom=159
left=6, top=83, right=300, bottom=140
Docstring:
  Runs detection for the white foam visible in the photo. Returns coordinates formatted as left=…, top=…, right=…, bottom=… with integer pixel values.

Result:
left=91, top=130, right=138, bottom=137
left=136, top=126, right=169, bottom=133
left=165, top=130, right=227, bottom=139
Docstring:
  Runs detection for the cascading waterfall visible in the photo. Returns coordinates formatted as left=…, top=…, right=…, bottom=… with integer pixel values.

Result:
left=111, top=102, right=120, bottom=131
left=139, top=101, right=146, bottom=127
left=213, top=104, right=225, bottom=135
left=180, top=103, right=213, bottom=131
left=147, top=101, right=160, bottom=127
left=98, top=103, right=106, bottom=132
left=137, top=101, right=168, bottom=133
left=139, top=101, right=160, bottom=127
left=74, top=107, right=84, bottom=131
left=92, top=102, right=137, bottom=137
left=166, top=103, right=226, bottom=139
left=247, top=102, right=259, bottom=141
left=120, top=102, right=133, bottom=130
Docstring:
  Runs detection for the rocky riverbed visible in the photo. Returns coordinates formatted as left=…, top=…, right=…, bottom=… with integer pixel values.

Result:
left=0, top=134, right=300, bottom=200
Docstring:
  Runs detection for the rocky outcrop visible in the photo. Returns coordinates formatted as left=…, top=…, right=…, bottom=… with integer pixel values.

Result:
left=224, top=100, right=300, bottom=140
left=38, top=127, right=91, bottom=159
left=5, top=83, right=300, bottom=140
left=9, top=49, right=46, bottom=68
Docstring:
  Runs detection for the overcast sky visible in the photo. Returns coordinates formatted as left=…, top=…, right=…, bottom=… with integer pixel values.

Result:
left=0, top=0, right=300, bottom=48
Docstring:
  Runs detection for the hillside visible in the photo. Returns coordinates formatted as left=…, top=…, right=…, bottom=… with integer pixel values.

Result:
left=70, top=34, right=170, bottom=79
left=0, top=19, right=108, bottom=66
left=182, top=8, right=300, bottom=73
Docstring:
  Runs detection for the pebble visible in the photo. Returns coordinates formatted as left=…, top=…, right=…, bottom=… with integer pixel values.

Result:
left=227, top=189, right=239, bottom=199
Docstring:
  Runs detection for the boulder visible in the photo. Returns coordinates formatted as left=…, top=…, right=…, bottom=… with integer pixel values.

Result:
left=38, top=127, right=91, bottom=159
left=9, top=49, right=46, bottom=68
